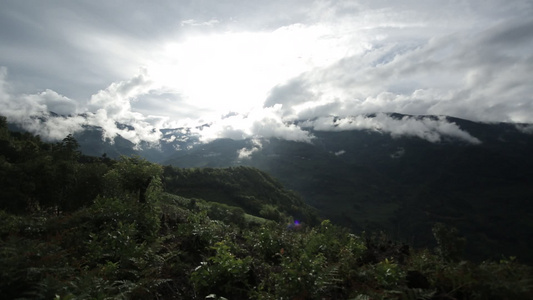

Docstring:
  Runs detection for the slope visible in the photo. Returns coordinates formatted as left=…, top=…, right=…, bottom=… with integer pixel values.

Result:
left=164, top=115, right=533, bottom=262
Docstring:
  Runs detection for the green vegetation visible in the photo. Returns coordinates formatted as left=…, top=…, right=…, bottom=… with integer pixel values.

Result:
left=162, top=165, right=320, bottom=225
left=1, top=116, right=532, bottom=299
left=164, top=124, right=533, bottom=263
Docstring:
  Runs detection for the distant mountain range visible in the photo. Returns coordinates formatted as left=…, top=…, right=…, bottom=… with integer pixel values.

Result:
left=9, top=113, right=533, bottom=262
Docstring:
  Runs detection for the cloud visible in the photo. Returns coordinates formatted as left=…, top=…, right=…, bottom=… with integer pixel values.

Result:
left=263, top=12, right=533, bottom=124
left=237, top=139, right=263, bottom=160
left=39, top=89, right=78, bottom=115
left=1, top=67, right=164, bottom=145
left=196, top=105, right=314, bottom=143
left=20, top=115, right=86, bottom=141
left=83, top=71, right=163, bottom=144
left=516, top=124, right=533, bottom=135
left=308, top=113, right=481, bottom=144
left=0, top=67, right=76, bottom=119
left=181, top=19, right=220, bottom=27
left=0, top=68, right=47, bottom=120
left=333, top=150, right=346, bottom=156
left=1, top=0, right=532, bottom=146
left=264, top=79, right=314, bottom=109
left=88, top=70, right=151, bottom=117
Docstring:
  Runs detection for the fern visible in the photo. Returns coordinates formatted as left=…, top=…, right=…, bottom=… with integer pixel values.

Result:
left=317, top=265, right=344, bottom=293
left=349, top=295, right=371, bottom=300
left=400, top=288, right=436, bottom=300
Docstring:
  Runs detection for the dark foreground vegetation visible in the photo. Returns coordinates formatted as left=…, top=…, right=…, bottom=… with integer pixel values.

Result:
left=1, top=116, right=532, bottom=299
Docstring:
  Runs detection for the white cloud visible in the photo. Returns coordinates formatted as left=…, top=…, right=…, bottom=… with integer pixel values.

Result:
left=84, top=71, right=163, bottom=144
left=263, top=11, right=533, bottom=124
left=1, top=68, right=163, bottom=145
left=88, top=69, right=152, bottom=117
left=39, top=89, right=78, bottom=115
left=237, top=139, right=263, bottom=160
left=309, top=113, right=481, bottom=144
left=334, top=150, right=346, bottom=156
left=0, top=68, right=80, bottom=141
left=181, top=19, right=220, bottom=27
left=196, top=105, right=314, bottom=143
left=19, top=115, right=86, bottom=141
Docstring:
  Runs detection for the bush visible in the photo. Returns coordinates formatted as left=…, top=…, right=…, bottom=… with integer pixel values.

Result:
left=191, top=241, right=253, bottom=298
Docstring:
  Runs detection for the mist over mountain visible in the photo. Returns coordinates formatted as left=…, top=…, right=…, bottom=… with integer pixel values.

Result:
left=160, top=114, right=533, bottom=262
left=3, top=114, right=532, bottom=299
left=8, top=112, right=533, bottom=262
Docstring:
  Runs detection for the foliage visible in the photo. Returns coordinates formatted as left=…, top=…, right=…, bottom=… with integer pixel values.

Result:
left=432, top=222, right=466, bottom=262
left=0, top=122, right=532, bottom=299
left=0, top=125, right=111, bottom=213
left=191, top=241, right=253, bottom=298
left=162, top=165, right=320, bottom=225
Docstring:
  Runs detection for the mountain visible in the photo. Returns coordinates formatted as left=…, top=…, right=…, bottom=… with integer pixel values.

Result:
left=162, top=114, right=533, bottom=262
left=2, top=118, right=531, bottom=299
left=7, top=113, right=533, bottom=262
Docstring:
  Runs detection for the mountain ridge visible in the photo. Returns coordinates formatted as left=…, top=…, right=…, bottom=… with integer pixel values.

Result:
left=6, top=112, right=533, bottom=262
left=160, top=115, right=533, bottom=262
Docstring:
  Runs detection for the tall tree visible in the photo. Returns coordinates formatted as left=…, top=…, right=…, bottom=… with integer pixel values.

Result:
left=105, top=156, right=162, bottom=203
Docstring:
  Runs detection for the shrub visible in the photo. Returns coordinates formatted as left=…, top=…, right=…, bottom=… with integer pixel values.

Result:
left=191, top=241, right=253, bottom=298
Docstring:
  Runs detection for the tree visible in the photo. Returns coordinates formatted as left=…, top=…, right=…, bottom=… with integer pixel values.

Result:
left=55, top=134, right=81, bottom=161
left=108, top=156, right=163, bottom=203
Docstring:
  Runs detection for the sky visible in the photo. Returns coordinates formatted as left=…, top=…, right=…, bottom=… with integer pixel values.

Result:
left=1, top=0, right=532, bottom=145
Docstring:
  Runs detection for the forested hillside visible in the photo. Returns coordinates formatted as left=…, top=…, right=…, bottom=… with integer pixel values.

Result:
left=1, top=116, right=532, bottom=299
left=164, top=116, right=533, bottom=263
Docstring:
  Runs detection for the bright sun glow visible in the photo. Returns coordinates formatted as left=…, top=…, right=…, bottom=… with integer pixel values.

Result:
left=145, top=24, right=360, bottom=119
